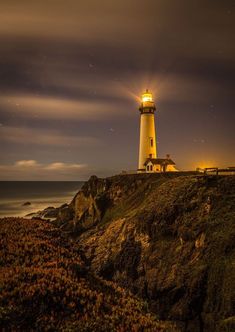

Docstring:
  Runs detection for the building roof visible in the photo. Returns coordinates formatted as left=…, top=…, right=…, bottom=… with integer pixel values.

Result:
left=144, top=158, right=176, bottom=166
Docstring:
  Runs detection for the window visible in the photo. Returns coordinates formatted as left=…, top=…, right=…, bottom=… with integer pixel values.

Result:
left=147, top=165, right=149, bottom=171
left=150, top=165, right=153, bottom=171
left=149, top=154, right=152, bottom=158
left=150, top=138, right=153, bottom=147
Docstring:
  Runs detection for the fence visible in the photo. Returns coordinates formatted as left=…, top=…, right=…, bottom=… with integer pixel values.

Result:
left=203, top=167, right=235, bottom=176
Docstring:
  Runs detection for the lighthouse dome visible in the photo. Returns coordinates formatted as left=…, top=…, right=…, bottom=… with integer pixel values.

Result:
left=142, top=89, right=153, bottom=102
left=139, top=89, right=156, bottom=112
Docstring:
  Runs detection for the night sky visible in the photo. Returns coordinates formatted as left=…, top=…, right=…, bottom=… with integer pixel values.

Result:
left=0, top=0, right=234, bottom=180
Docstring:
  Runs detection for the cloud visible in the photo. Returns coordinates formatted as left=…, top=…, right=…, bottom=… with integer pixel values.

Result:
left=0, top=1, right=155, bottom=46
left=0, top=160, right=88, bottom=180
left=0, top=125, right=102, bottom=148
left=0, top=95, right=122, bottom=121
left=15, top=160, right=39, bottom=167
left=0, top=0, right=233, bottom=62
left=45, top=162, right=84, bottom=170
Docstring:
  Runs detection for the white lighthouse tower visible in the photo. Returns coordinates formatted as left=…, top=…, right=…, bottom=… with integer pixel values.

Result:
left=138, top=89, right=157, bottom=172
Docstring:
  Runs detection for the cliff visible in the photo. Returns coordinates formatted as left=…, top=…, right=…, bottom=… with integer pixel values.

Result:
left=62, top=173, right=235, bottom=332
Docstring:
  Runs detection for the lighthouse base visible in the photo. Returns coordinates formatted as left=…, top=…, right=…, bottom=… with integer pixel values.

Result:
left=137, top=168, right=146, bottom=173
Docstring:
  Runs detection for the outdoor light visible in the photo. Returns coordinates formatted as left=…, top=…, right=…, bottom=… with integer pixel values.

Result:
left=142, top=89, right=153, bottom=103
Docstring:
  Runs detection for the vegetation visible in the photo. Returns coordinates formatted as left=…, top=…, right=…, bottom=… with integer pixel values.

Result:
left=0, top=217, right=175, bottom=331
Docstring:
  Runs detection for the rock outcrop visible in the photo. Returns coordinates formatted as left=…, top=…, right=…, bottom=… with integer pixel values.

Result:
left=64, top=173, right=235, bottom=332
left=26, top=203, right=73, bottom=222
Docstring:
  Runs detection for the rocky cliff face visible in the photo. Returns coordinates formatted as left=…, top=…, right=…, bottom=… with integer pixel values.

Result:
left=62, top=173, right=235, bottom=332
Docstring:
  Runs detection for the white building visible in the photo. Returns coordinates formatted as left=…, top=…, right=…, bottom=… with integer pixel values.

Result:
left=144, top=155, right=177, bottom=173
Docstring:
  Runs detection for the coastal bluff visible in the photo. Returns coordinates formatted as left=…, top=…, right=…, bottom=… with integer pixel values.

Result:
left=60, top=172, right=235, bottom=331
left=1, top=173, right=234, bottom=331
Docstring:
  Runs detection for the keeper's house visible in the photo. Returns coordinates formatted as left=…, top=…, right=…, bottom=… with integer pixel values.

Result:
left=144, top=155, right=178, bottom=173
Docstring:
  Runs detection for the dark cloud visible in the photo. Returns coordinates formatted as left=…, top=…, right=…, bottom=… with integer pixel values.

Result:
left=0, top=0, right=234, bottom=179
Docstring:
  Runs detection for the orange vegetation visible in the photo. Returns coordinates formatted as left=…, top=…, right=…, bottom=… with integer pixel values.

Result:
left=0, top=218, right=166, bottom=331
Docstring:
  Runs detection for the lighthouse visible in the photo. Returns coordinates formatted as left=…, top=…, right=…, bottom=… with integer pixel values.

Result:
left=137, top=90, right=178, bottom=173
left=138, top=89, right=157, bottom=172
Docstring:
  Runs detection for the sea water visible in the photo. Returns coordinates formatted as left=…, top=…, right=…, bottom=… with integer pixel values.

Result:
left=0, top=181, right=83, bottom=217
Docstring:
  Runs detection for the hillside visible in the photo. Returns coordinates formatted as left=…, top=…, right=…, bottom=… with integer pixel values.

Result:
left=1, top=173, right=234, bottom=331
left=58, top=173, right=235, bottom=332
left=0, top=217, right=177, bottom=331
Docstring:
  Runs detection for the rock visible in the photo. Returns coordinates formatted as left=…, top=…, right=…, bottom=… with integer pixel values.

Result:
left=31, top=216, right=47, bottom=221
left=25, top=212, right=37, bottom=217
left=43, top=207, right=59, bottom=218
left=44, top=206, right=55, bottom=211
left=22, top=201, right=31, bottom=206
left=59, top=203, right=69, bottom=209
left=57, top=205, right=74, bottom=224
left=25, top=206, right=58, bottom=220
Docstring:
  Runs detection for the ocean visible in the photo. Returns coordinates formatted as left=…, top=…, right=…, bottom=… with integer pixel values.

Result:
left=0, top=181, right=84, bottom=218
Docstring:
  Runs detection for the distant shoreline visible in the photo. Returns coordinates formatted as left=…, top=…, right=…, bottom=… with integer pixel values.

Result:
left=0, top=181, right=84, bottom=218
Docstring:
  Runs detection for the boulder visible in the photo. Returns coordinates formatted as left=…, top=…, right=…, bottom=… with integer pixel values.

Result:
left=22, top=201, right=31, bottom=206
